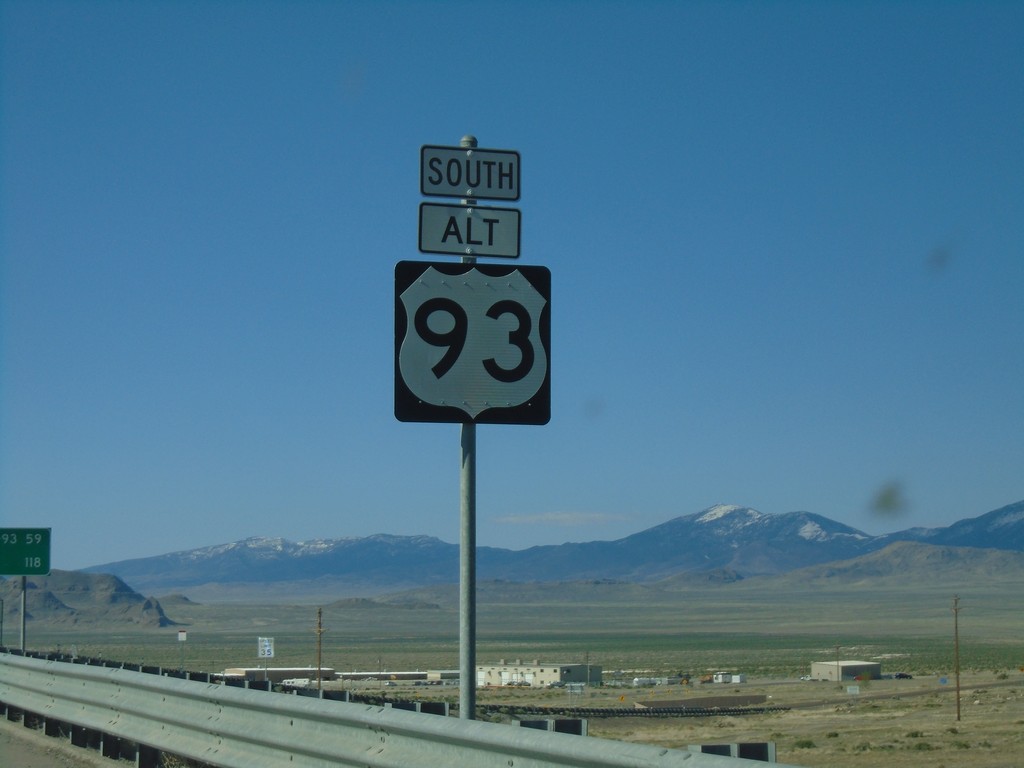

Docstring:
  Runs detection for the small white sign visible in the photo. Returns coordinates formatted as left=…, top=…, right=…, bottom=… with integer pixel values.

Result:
left=418, top=203, right=520, bottom=259
left=420, top=145, right=520, bottom=201
left=177, top=630, right=187, bottom=642
left=257, top=637, right=275, bottom=659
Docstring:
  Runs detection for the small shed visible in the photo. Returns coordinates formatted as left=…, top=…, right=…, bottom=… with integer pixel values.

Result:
left=810, top=660, right=881, bottom=682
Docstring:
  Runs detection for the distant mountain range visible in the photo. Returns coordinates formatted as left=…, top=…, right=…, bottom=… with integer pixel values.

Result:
left=79, top=500, right=1024, bottom=597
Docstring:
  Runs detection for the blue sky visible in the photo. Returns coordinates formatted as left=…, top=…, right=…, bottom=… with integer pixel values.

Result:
left=2, top=1, right=1021, bottom=571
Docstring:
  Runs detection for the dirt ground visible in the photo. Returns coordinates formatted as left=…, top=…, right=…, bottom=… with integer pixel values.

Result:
left=583, top=673, right=1024, bottom=768
left=0, top=717, right=125, bottom=768
left=346, top=670, right=1024, bottom=766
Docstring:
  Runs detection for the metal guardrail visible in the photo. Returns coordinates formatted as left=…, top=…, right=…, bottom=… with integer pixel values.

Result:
left=0, top=652, right=797, bottom=767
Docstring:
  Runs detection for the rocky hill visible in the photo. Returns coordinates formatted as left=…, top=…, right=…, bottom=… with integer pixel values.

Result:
left=0, top=571, right=173, bottom=628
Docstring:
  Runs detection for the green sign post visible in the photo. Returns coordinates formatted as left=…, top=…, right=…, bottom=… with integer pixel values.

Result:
left=0, top=528, right=51, bottom=576
left=1, top=527, right=50, bottom=651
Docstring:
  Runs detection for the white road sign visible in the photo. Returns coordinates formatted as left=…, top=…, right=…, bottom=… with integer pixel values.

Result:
left=257, top=637, right=275, bottom=659
left=418, top=202, right=520, bottom=259
left=420, top=144, right=520, bottom=201
left=395, top=261, right=550, bottom=424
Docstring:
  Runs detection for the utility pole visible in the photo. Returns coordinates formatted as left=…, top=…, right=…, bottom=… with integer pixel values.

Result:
left=952, top=595, right=961, bottom=722
left=315, top=607, right=325, bottom=691
left=835, top=644, right=841, bottom=684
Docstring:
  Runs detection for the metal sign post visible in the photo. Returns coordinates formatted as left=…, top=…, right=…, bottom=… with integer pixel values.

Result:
left=20, top=577, right=26, bottom=651
left=460, top=401, right=477, bottom=719
left=459, top=134, right=478, bottom=722
left=399, top=134, right=548, bottom=720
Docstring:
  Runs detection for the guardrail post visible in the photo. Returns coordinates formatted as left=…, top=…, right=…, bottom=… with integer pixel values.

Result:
left=137, top=742, right=161, bottom=768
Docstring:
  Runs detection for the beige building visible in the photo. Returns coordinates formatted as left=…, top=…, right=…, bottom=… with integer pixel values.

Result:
left=810, top=660, right=881, bottom=682
left=476, top=659, right=602, bottom=688
left=222, top=667, right=336, bottom=683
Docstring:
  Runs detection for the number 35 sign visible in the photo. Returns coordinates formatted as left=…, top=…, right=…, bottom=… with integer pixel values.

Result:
left=395, top=260, right=550, bottom=424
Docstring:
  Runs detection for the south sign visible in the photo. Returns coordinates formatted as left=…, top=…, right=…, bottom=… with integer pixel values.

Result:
left=420, top=145, right=520, bottom=201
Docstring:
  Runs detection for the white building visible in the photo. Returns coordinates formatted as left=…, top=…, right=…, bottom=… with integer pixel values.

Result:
left=222, top=667, right=335, bottom=683
left=476, top=659, right=602, bottom=688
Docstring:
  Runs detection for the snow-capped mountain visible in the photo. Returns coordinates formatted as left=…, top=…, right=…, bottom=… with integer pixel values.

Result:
left=884, top=499, right=1024, bottom=550
left=481, top=504, right=878, bottom=582
left=81, top=500, right=1024, bottom=595
left=83, top=533, right=461, bottom=594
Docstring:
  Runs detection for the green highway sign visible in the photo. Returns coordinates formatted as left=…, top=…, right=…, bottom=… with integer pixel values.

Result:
left=0, top=528, right=51, bottom=575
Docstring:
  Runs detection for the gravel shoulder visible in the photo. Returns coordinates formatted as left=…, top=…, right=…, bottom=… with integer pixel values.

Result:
left=0, top=716, right=126, bottom=768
